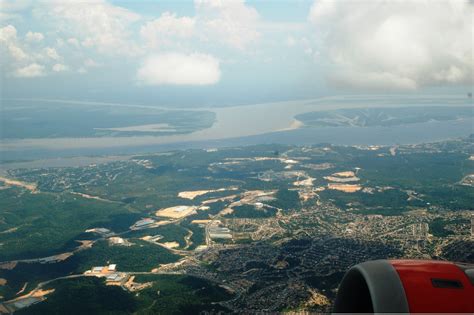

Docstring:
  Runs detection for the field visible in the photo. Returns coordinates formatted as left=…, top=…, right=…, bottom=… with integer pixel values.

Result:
left=155, top=205, right=197, bottom=219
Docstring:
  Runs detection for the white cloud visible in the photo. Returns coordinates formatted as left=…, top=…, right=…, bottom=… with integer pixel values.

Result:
left=138, top=1, right=261, bottom=51
left=25, top=31, right=44, bottom=42
left=35, top=0, right=141, bottom=56
left=0, top=0, right=32, bottom=21
left=66, top=37, right=79, bottom=47
left=140, top=12, right=195, bottom=48
left=0, top=24, right=28, bottom=61
left=44, top=47, right=60, bottom=60
left=286, top=36, right=296, bottom=47
left=137, top=53, right=220, bottom=85
left=309, top=0, right=474, bottom=90
left=76, top=59, right=101, bottom=74
left=8, top=44, right=28, bottom=61
left=84, top=58, right=101, bottom=68
left=14, top=63, right=45, bottom=77
left=0, top=0, right=32, bottom=12
left=52, top=63, right=68, bottom=72
left=0, top=24, right=18, bottom=42
left=195, top=0, right=260, bottom=50
left=1, top=25, right=66, bottom=77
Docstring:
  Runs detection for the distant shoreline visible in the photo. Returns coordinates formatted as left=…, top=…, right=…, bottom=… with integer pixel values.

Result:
left=1, top=96, right=472, bottom=162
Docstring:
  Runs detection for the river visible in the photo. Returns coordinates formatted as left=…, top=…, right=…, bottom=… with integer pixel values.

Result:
left=0, top=95, right=472, bottom=163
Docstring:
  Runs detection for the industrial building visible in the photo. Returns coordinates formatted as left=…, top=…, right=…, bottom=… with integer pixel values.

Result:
left=209, top=226, right=232, bottom=239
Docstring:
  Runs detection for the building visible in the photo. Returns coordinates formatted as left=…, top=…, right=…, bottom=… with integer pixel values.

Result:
left=132, top=218, right=155, bottom=229
left=106, top=273, right=125, bottom=282
left=91, top=266, right=104, bottom=274
left=209, top=226, right=232, bottom=239
left=471, top=216, right=474, bottom=238
left=86, top=227, right=111, bottom=234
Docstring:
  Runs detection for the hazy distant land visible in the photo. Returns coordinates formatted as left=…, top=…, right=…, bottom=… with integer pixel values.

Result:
left=1, top=96, right=472, bottom=161
left=296, top=106, right=474, bottom=128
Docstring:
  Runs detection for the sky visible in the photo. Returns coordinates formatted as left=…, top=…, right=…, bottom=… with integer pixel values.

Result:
left=0, top=0, right=473, bottom=107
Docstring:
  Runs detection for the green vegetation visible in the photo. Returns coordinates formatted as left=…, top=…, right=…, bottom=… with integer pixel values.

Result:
left=320, top=189, right=419, bottom=215
left=0, top=188, right=137, bottom=260
left=72, top=240, right=180, bottom=272
left=0, top=240, right=180, bottom=300
left=224, top=204, right=277, bottom=218
left=352, top=152, right=474, bottom=211
left=0, top=259, right=79, bottom=300
left=127, top=224, right=189, bottom=248
left=429, top=217, right=469, bottom=237
left=17, top=277, right=137, bottom=315
left=268, top=189, right=301, bottom=213
left=133, top=274, right=233, bottom=314
left=2, top=101, right=215, bottom=138
left=356, top=152, right=471, bottom=188
left=296, top=106, right=474, bottom=128
left=17, top=275, right=232, bottom=315
left=183, top=222, right=206, bottom=250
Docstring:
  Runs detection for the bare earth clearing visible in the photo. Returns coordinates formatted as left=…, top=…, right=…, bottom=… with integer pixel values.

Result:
left=0, top=177, right=37, bottom=192
left=178, top=187, right=237, bottom=200
left=155, top=205, right=198, bottom=219
left=327, top=183, right=362, bottom=193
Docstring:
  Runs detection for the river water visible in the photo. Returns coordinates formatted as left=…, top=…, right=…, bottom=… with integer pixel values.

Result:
left=1, top=95, right=472, bottom=164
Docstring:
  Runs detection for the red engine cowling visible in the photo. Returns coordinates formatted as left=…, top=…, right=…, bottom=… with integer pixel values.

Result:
left=333, top=259, right=474, bottom=313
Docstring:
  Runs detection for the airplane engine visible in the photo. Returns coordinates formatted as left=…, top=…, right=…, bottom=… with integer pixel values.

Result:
left=333, top=259, right=474, bottom=313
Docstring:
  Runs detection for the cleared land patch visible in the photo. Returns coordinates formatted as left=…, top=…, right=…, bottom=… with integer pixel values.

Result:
left=0, top=177, right=37, bottom=192
left=327, top=183, right=362, bottom=193
left=178, top=187, right=237, bottom=200
left=293, top=178, right=315, bottom=186
left=155, top=205, right=198, bottom=219
left=324, top=176, right=360, bottom=183
left=160, top=242, right=180, bottom=249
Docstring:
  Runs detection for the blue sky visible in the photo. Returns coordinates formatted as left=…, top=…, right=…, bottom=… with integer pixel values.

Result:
left=0, top=0, right=472, bottom=106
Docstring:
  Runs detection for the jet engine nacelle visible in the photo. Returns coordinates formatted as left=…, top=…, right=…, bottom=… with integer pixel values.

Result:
left=333, top=259, right=474, bottom=313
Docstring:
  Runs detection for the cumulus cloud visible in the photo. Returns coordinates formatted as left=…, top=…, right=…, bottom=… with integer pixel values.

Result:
left=0, top=25, right=18, bottom=42
left=195, top=0, right=260, bottom=50
left=137, top=53, right=220, bottom=85
left=8, top=44, right=28, bottom=61
left=139, top=1, right=261, bottom=51
left=1, top=25, right=64, bottom=77
left=0, top=24, right=28, bottom=61
left=25, top=31, right=44, bottom=42
left=83, top=58, right=101, bottom=68
left=52, top=63, right=68, bottom=72
left=66, top=37, right=79, bottom=47
left=309, top=0, right=474, bottom=90
left=140, top=12, right=195, bottom=48
left=35, top=0, right=141, bottom=56
left=2, top=0, right=262, bottom=82
left=44, top=47, right=60, bottom=60
left=14, top=63, right=45, bottom=77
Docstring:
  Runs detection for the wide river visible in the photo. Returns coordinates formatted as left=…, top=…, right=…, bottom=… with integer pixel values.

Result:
left=1, top=95, right=473, bottom=163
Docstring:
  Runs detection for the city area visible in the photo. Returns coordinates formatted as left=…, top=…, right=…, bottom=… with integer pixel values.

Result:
left=0, top=136, right=473, bottom=313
